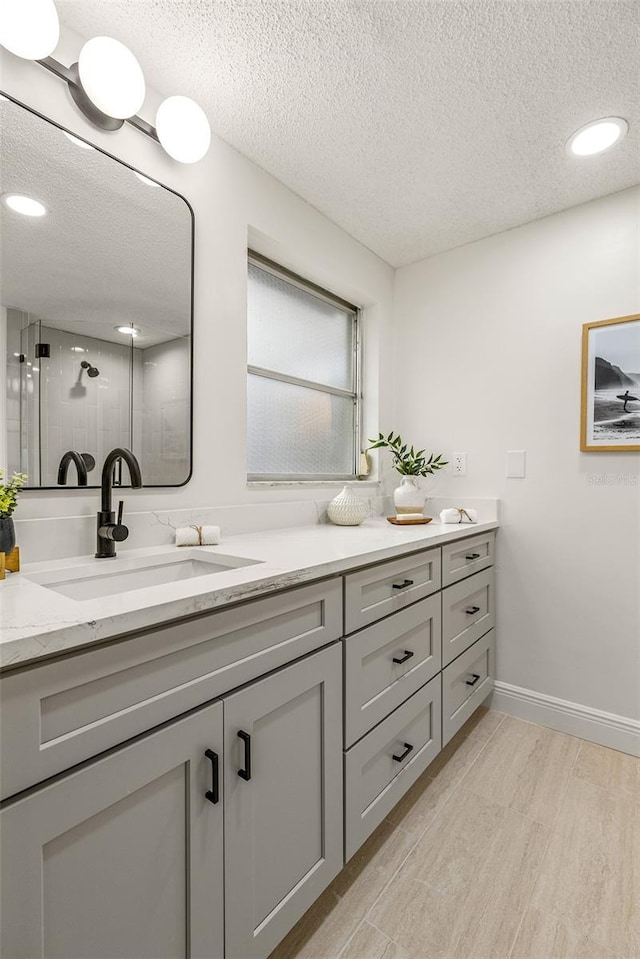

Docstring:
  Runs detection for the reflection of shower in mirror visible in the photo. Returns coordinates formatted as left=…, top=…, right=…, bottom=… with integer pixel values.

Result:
left=80, top=360, right=100, bottom=378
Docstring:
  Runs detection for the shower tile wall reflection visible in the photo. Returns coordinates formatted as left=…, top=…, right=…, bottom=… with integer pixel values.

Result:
left=7, top=311, right=189, bottom=487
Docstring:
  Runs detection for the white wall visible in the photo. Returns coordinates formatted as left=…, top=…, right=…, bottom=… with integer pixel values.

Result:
left=393, top=187, right=640, bottom=725
left=0, top=38, right=394, bottom=520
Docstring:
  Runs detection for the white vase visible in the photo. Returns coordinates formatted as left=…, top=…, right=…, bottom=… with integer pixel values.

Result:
left=393, top=476, right=424, bottom=516
left=327, top=486, right=368, bottom=526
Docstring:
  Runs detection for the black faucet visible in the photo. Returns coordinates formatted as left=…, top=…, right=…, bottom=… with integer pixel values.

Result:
left=96, top=448, right=143, bottom=559
left=57, top=450, right=89, bottom=486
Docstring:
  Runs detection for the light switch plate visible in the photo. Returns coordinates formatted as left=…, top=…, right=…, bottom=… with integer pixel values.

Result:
left=506, top=450, right=526, bottom=478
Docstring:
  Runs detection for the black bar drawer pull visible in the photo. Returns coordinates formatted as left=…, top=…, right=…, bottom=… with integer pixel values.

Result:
left=466, top=673, right=481, bottom=687
left=392, top=742, right=414, bottom=763
left=392, top=579, right=414, bottom=590
left=204, top=749, right=219, bottom=804
left=465, top=605, right=480, bottom=614
left=237, top=730, right=251, bottom=781
left=392, top=649, right=415, bottom=665
left=466, top=553, right=481, bottom=560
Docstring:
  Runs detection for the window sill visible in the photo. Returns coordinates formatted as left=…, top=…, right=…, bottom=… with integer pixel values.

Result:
left=247, top=480, right=381, bottom=489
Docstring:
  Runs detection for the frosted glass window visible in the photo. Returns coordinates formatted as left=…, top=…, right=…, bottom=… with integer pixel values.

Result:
left=248, top=263, right=354, bottom=390
left=247, top=256, right=360, bottom=480
left=248, top=376, right=355, bottom=477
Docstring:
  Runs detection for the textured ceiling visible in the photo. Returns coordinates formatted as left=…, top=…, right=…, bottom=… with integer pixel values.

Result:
left=0, top=97, right=192, bottom=346
left=57, top=0, right=639, bottom=267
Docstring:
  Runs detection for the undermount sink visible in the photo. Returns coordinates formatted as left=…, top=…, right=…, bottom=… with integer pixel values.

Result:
left=25, top=550, right=262, bottom=601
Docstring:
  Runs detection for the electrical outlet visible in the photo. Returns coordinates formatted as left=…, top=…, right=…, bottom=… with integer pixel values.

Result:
left=453, top=452, right=467, bottom=476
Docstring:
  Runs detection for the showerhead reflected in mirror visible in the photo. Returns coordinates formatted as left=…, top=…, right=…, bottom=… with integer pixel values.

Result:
left=81, top=360, right=100, bottom=378
left=1, top=96, right=194, bottom=488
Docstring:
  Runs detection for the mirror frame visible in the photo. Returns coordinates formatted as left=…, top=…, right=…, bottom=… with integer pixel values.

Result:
left=1, top=92, right=195, bottom=490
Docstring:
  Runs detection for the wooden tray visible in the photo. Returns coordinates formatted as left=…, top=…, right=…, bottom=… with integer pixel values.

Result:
left=386, top=516, right=433, bottom=526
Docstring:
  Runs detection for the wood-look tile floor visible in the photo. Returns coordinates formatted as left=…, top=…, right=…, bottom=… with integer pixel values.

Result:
left=269, top=709, right=640, bottom=959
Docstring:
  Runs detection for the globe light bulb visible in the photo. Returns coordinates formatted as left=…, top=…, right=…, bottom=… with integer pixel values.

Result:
left=78, top=36, right=145, bottom=119
left=0, top=0, right=59, bottom=60
left=156, top=95, right=211, bottom=163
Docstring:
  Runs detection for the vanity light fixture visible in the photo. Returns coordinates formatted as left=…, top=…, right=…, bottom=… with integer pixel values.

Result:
left=116, top=325, right=139, bottom=338
left=567, top=117, right=628, bottom=157
left=0, top=0, right=211, bottom=163
left=156, top=96, right=211, bottom=164
left=2, top=193, right=47, bottom=216
left=0, top=0, right=59, bottom=61
left=77, top=37, right=145, bottom=123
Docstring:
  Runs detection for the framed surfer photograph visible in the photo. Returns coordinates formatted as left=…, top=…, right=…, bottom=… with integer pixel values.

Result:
left=581, top=313, right=640, bottom=451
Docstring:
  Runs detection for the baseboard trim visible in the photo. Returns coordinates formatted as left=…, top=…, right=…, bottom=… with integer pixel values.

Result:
left=489, top=681, right=640, bottom=757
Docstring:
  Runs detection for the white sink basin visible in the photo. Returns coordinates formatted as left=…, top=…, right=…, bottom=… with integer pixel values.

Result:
left=25, top=550, right=262, bottom=601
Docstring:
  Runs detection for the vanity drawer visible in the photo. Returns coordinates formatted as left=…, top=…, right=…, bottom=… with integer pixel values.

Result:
left=344, top=674, right=441, bottom=860
left=442, top=629, right=495, bottom=745
left=344, top=594, right=441, bottom=747
left=442, top=568, right=495, bottom=666
left=441, top=531, right=495, bottom=587
left=344, top=548, right=441, bottom=634
left=0, top=579, right=342, bottom=801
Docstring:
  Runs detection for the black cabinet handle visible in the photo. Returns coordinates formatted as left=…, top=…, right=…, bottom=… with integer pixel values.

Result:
left=392, top=649, right=415, bottom=665
left=392, top=579, right=414, bottom=590
left=204, top=749, right=219, bottom=804
left=466, top=553, right=480, bottom=560
left=392, top=742, right=414, bottom=762
left=237, top=730, right=251, bottom=781
left=465, top=606, right=480, bottom=614
left=466, top=673, right=481, bottom=687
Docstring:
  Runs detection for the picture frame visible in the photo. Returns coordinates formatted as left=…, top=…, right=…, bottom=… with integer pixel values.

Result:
left=581, top=313, right=640, bottom=452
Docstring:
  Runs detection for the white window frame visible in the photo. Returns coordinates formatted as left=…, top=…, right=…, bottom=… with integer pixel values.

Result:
left=247, top=251, right=362, bottom=482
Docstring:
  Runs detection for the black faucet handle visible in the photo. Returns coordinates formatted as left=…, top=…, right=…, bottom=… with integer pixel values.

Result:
left=98, top=522, right=129, bottom=543
left=117, top=500, right=124, bottom=526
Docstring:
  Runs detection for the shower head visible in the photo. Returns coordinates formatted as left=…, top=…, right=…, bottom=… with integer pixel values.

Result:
left=81, top=360, right=100, bottom=378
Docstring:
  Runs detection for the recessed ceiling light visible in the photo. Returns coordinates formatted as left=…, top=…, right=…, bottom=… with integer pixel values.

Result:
left=2, top=193, right=47, bottom=216
left=567, top=117, right=628, bottom=157
left=70, top=346, right=86, bottom=352
left=116, top=325, right=140, bottom=338
left=133, top=171, right=160, bottom=187
left=63, top=131, right=94, bottom=151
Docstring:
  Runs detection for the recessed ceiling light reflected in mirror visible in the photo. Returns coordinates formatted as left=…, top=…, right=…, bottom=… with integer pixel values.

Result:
left=567, top=117, right=628, bottom=156
left=2, top=193, right=47, bottom=216
left=63, top=131, right=94, bottom=151
left=115, top=325, right=140, bottom=338
left=133, top=171, right=160, bottom=187
left=70, top=346, right=86, bottom=352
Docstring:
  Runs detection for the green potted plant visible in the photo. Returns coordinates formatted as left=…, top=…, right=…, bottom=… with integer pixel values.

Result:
left=0, top=471, right=28, bottom=556
left=367, top=432, right=447, bottom=515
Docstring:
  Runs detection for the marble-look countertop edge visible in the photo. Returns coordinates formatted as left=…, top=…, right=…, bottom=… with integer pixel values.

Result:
left=0, top=519, right=498, bottom=670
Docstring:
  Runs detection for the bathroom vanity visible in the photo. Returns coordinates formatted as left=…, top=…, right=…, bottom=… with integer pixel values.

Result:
left=0, top=522, right=496, bottom=959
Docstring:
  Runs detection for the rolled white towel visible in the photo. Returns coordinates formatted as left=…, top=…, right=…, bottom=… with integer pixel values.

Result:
left=439, top=508, right=478, bottom=524
left=175, top=525, right=221, bottom=546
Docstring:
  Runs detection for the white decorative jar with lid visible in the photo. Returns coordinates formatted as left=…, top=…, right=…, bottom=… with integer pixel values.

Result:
left=327, top=486, right=368, bottom=526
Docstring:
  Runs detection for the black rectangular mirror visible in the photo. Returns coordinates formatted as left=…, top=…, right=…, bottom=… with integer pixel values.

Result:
left=1, top=95, right=194, bottom=488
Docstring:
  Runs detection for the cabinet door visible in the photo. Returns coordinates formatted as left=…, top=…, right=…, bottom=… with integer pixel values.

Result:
left=0, top=703, right=224, bottom=959
left=224, top=643, right=343, bottom=959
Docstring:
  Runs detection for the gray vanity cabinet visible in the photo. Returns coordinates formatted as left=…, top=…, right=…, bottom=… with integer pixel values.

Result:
left=0, top=701, right=225, bottom=959
left=223, top=643, right=343, bottom=959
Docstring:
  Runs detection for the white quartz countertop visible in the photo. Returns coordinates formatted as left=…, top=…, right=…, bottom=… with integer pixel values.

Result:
left=0, top=518, right=497, bottom=670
